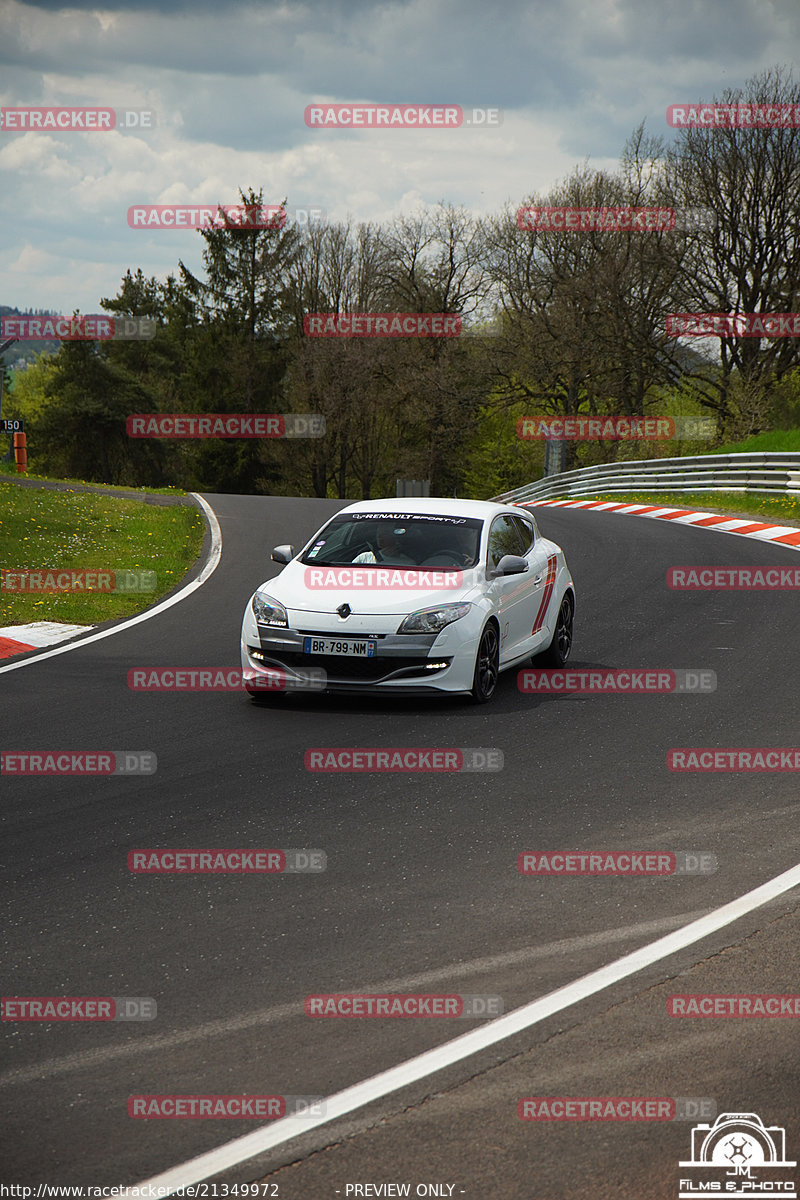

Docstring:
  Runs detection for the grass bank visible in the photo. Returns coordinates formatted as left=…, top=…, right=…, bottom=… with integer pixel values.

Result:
left=0, top=479, right=205, bottom=626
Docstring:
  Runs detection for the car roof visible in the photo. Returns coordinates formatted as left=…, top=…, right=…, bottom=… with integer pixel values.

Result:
left=335, top=497, right=524, bottom=521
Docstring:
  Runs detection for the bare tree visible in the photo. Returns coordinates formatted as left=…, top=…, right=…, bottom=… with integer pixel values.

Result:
left=663, top=65, right=800, bottom=429
left=284, top=220, right=392, bottom=497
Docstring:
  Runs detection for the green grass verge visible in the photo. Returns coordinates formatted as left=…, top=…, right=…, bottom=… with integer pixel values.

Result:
left=0, top=458, right=185, bottom=495
left=0, top=481, right=206, bottom=626
left=699, top=428, right=800, bottom=455
left=559, top=491, right=800, bottom=525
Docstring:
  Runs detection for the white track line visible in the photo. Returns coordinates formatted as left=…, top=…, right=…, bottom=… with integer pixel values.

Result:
left=0, top=909, right=708, bottom=1090
left=128, top=860, right=800, bottom=1194
left=0, top=494, right=221, bottom=675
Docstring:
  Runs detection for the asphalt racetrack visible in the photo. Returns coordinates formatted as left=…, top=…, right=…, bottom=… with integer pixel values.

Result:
left=2, top=494, right=799, bottom=1198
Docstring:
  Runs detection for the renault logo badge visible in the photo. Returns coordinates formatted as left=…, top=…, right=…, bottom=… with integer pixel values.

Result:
left=337, top=603, right=351, bottom=618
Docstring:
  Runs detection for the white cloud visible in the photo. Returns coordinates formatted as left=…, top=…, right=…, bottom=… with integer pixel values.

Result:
left=0, top=0, right=798, bottom=311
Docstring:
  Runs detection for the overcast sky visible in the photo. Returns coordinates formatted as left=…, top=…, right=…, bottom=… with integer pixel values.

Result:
left=1, top=0, right=798, bottom=315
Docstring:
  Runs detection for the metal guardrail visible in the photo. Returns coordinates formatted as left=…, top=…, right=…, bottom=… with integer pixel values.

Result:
left=493, top=452, right=800, bottom=505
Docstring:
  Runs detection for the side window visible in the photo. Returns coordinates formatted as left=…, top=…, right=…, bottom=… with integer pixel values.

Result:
left=511, top=516, right=535, bottom=554
left=487, top=516, right=525, bottom=569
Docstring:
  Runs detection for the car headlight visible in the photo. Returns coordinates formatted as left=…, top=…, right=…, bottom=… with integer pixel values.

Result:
left=251, top=592, right=288, bottom=627
left=397, top=602, right=472, bottom=635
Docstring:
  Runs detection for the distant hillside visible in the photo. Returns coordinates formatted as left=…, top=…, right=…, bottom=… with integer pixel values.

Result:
left=1, top=305, right=61, bottom=367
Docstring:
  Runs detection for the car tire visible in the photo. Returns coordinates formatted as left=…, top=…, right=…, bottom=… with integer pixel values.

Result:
left=470, top=622, right=499, bottom=704
left=533, top=594, right=573, bottom=667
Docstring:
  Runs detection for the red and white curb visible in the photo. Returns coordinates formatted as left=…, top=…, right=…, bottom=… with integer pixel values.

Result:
left=0, top=622, right=94, bottom=661
left=520, top=499, right=800, bottom=549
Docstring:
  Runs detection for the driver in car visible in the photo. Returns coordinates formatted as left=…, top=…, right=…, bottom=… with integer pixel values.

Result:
left=353, top=525, right=416, bottom=565
left=450, top=526, right=476, bottom=565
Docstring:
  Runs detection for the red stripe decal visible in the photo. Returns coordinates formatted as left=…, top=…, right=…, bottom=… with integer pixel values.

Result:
left=531, top=555, right=558, bottom=635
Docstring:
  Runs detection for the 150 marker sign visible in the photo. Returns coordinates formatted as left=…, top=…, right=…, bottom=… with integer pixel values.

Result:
left=0, top=419, right=24, bottom=432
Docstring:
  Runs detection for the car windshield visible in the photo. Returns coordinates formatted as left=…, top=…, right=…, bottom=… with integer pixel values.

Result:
left=300, top=512, right=484, bottom=568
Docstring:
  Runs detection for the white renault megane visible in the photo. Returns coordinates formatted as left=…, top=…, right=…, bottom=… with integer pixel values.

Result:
left=240, top=497, right=575, bottom=703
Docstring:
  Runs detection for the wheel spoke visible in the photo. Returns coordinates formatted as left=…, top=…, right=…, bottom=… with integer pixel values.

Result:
left=474, top=626, right=498, bottom=700
left=556, top=600, right=572, bottom=660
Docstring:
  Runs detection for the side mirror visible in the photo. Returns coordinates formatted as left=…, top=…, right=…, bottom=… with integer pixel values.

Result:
left=271, top=545, right=295, bottom=564
left=488, top=554, right=528, bottom=579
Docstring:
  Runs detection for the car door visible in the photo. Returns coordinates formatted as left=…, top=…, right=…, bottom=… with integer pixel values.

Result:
left=511, top=514, right=558, bottom=656
left=486, top=514, right=537, bottom=663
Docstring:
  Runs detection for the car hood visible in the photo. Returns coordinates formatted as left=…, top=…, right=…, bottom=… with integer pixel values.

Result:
left=255, top=559, right=485, bottom=617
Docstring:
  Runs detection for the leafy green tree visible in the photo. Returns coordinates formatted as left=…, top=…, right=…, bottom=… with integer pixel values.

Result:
left=176, top=188, right=302, bottom=491
left=34, top=339, right=162, bottom=484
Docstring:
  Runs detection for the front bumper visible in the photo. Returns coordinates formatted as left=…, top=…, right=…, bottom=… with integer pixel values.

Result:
left=240, top=608, right=481, bottom=694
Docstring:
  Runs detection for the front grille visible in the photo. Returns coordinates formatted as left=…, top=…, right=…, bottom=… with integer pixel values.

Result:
left=296, top=628, right=389, bottom=639
left=252, top=647, right=449, bottom=683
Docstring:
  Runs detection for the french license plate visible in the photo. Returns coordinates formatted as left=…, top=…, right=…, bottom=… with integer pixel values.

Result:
left=303, top=637, right=376, bottom=657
